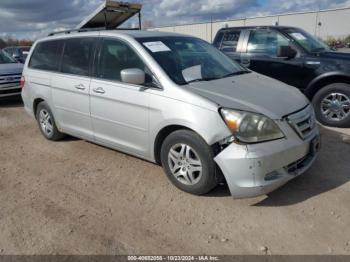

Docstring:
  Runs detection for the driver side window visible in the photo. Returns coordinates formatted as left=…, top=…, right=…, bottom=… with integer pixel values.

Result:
left=97, top=39, right=147, bottom=82
left=247, top=29, right=290, bottom=56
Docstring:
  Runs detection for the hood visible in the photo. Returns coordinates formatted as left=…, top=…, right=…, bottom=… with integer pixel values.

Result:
left=186, top=72, right=309, bottom=119
left=319, top=51, right=350, bottom=60
left=0, top=63, right=23, bottom=75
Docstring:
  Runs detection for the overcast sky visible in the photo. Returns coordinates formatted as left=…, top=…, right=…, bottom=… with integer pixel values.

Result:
left=0, top=0, right=349, bottom=40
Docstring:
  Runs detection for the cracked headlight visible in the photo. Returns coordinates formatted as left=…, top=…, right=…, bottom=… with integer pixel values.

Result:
left=220, top=108, right=285, bottom=143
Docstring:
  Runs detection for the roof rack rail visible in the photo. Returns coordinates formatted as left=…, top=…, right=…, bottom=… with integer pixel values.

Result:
left=48, top=27, right=139, bottom=36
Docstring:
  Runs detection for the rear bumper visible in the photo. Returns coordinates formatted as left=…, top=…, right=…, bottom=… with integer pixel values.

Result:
left=214, top=123, right=320, bottom=199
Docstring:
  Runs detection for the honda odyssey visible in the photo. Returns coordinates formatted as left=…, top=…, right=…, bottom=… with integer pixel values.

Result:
left=21, top=30, right=320, bottom=198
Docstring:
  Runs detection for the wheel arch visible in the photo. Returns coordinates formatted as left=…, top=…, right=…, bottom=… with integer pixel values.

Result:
left=305, top=72, right=350, bottom=99
left=33, top=97, right=45, bottom=118
left=153, top=125, right=193, bottom=165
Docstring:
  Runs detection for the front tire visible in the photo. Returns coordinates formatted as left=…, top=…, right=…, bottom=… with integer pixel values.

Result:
left=160, top=130, right=218, bottom=195
left=312, top=83, right=350, bottom=128
left=36, top=101, right=65, bottom=141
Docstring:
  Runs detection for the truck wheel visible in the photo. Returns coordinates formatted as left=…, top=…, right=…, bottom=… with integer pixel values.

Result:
left=36, top=101, right=65, bottom=141
left=312, top=83, right=350, bottom=128
left=160, top=130, right=218, bottom=195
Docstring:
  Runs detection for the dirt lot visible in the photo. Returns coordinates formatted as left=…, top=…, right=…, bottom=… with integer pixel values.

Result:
left=0, top=97, right=350, bottom=255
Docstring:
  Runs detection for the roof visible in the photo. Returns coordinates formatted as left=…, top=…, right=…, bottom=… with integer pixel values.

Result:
left=217, top=25, right=301, bottom=32
left=105, top=30, right=185, bottom=38
left=76, top=1, right=142, bottom=29
left=47, top=29, right=186, bottom=39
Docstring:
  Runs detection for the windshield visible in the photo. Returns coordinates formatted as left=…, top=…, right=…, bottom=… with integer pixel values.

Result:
left=137, top=36, right=247, bottom=85
left=0, top=50, right=17, bottom=64
left=283, top=28, right=330, bottom=53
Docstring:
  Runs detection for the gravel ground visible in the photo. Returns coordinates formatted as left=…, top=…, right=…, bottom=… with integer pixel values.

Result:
left=0, top=97, right=350, bottom=255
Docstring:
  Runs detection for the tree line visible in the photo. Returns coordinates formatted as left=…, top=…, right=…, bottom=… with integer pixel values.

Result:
left=0, top=38, right=34, bottom=49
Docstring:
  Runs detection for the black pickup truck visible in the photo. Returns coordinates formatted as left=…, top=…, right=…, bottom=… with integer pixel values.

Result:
left=213, top=26, right=350, bottom=127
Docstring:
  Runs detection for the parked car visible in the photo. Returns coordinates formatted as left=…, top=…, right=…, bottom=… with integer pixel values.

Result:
left=21, top=30, right=320, bottom=198
left=329, top=41, right=345, bottom=50
left=213, top=26, right=350, bottom=127
left=0, top=50, right=23, bottom=98
left=3, top=46, right=31, bottom=64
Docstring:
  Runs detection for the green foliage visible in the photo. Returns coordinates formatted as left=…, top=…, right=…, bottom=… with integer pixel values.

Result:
left=345, top=35, right=350, bottom=44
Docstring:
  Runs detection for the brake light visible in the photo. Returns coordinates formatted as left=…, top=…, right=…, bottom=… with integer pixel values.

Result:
left=20, top=76, right=25, bottom=89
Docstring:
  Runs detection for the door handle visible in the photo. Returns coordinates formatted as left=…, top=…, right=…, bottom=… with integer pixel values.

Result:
left=74, top=84, right=86, bottom=90
left=93, top=87, right=106, bottom=94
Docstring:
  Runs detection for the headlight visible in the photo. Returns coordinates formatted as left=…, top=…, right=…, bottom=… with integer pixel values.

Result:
left=220, top=108, right=285, bottom=143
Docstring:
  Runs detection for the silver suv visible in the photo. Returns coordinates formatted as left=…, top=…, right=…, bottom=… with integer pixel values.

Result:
left=21, top=30, right=320, bottom=198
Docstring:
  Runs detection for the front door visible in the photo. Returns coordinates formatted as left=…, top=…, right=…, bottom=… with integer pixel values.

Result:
left=241, top=29, right=306, bottom=89
left=90, top=38, right=150, bottom=157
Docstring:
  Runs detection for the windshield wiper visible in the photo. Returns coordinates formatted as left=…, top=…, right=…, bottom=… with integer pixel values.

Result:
left=310, top=47, right=326, bottom=53
left=220, top=70, right=251, bottom=78
left=187, top=77, right=218, bottom=84
left=186, top=70, right=251, bottom=84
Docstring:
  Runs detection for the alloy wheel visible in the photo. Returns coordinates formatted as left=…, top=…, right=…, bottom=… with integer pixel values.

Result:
left=320, top=92, right=350, bottom=121
left=39, top=109, right=53, bottom=137
left=167, top=143, right=202, bottom=186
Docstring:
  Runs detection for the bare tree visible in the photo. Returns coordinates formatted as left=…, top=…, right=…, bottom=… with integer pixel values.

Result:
left=142, top=20, right=155, bottom=29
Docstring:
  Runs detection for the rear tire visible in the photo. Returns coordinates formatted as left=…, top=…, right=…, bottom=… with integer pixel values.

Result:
left=312, top=83, right=350, bottom=128
left=36, top=101, right=65, bottom=141
left=160, top=130, right=218, bottom=195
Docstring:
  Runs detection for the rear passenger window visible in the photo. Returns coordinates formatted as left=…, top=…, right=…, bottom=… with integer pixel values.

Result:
left=220, top=30, right=241, bottom=52
left=213, top=31, right=224, bottom=48
left=61, top=38, right=96, bottom=77
left=29, top=40, right=62, bottom=71
left=96, top=39, right=146, bottom=81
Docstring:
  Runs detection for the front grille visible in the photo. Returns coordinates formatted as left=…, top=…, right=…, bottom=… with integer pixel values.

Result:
left=285, top=151, right=314, bottom=175
left=0, top=74, right=21, bottom=97
left=286, top=105, right=316, bottom=140
left=0, top=74, right=21, bottom=84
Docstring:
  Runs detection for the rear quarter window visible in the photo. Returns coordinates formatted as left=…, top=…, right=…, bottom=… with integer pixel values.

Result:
left=220, top=30, right=241, bottom=52
left=29, top=40, right=63, bottom=71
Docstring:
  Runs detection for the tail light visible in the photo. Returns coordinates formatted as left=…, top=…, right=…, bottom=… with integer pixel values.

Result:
left=20, top=76, right=25, bottom=89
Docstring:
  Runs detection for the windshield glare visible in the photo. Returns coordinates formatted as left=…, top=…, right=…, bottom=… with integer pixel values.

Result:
left=0, top=50, right=16, bottom=64
left=137, top=37, right=246, bottom=85
left=283, top=28, right=329, bottom=53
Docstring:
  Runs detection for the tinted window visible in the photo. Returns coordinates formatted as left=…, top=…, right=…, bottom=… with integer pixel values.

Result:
left=97, top=39, right=146, bottom=81
left=4, top=48, right=13, bottom=55
left=220, top=30, right=241, bottom=52
left=61, top=38, right=96, bottom=76
left=247, top=29, right=290, bottom=56
left=29, top=40, right=63, bottom=71
left=213, top=31, right=224, bottom=48
left=0, top=50, right=16, bottom=64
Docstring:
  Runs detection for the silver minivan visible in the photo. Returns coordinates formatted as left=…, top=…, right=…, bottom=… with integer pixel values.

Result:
left=21, top=30, right=320, bottom=198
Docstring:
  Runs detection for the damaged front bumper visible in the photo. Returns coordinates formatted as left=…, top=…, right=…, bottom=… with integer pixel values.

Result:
left=214, top=120, right=320, bottom=199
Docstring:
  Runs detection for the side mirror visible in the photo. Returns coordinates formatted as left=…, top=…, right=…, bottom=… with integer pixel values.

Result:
left=277, top=46, right=297, bottom=59
left=120, top=68, right=145, bottom=85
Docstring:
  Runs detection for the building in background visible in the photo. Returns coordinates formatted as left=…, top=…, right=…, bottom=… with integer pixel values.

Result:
left=149, top=7, right=350, bottom=43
